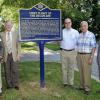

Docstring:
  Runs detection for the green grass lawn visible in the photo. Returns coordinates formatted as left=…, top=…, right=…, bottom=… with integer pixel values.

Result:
left=21, top=42, right=60, bottom=53
left=1, top=61, right=100, bottom=100
left=45, top=43, right=60, bottom=51
left=21, top=42, right=37, bottom=53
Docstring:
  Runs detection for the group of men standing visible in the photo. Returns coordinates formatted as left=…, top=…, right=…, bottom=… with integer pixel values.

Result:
left=0, top=18, right=99, bottom=96
left=60, top=18, right=97, bottom=95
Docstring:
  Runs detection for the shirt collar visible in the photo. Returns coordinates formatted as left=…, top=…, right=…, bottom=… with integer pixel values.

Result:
left=6, top=31, right=11, bottom=35
left=82, top=31, right=89, bottom=36
left=65, top=28, right=72, bottom=31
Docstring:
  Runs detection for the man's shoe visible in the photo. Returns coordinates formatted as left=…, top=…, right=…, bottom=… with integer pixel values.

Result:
left=68, top=85, right=74, bottom=89
left=0, top=92, right=2, bottom=96
left=78, top=87, right=84, bottom=91
left=84, top=90, right=90, bottom=95
left=63, top=84, right=68, bottom=87
left=0, top=90, right=2, bottom=96
left=75, top=86, right=84, bottom=91
left=15, top=86, right=19, bottom=90
left=96, top=90, right=100, bottom=93
left=7, top=86, right=13, bottom=89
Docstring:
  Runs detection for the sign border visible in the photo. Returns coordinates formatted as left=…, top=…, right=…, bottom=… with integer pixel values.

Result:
left=19, top=2, right=62, bottom=42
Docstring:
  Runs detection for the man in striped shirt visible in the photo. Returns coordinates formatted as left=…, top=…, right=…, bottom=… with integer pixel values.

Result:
left=76, top=21, right=96, bottom=95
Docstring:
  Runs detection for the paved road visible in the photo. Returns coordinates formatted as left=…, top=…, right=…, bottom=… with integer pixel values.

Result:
left=20, top=47, right=100, bottom=82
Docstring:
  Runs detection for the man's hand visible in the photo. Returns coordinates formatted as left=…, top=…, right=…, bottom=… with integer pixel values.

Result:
left=88, top=48, right=96, bottom=65
left=17, top=55, right=20, bottom=61
left=88, top=57, right=93, bottom=65
left=0, top=56, right=3, bottom=63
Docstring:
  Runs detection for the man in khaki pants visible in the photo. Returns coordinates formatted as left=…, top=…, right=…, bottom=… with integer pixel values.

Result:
left=60, top=18, right=79, bottom=87
left=76, top=21, right=96, bottom=95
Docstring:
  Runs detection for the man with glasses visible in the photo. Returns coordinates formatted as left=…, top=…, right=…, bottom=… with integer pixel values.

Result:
left=60, top=18, right=79, bottom=87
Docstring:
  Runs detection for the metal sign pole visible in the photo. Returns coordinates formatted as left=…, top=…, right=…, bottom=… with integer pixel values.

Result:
left=19, top=3, right=61, bottom=88
left=39, top=41, right=45, bottom=88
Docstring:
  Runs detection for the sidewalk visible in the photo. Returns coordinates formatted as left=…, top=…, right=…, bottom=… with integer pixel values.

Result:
left=21, top=48, right=60, bottom=62
left=20, top=47, right=100, bottom=82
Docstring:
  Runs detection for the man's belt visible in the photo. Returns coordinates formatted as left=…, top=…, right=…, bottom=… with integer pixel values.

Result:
left=78, top=52, right=91, bottom=54
left=60, top=48, right=74, bottom=51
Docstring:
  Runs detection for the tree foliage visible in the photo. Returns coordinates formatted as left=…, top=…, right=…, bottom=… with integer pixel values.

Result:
left=0, top=0, right=100, bottom=36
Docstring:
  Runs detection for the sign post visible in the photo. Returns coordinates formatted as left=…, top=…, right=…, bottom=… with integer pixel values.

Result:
left=39, top=41, right=45, bottom=87
left=19, top=2, right=62, bottom=88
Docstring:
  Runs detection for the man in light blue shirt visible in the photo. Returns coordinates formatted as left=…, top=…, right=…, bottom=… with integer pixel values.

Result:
left=60, top=18, right=79, bottom=87
left=76, top=21, right=96, bottom=95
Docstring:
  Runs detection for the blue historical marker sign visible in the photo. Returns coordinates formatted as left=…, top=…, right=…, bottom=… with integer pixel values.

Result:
left=19, top=3, right=62, bottom=88
left=19, top=3, right=62, bottom=41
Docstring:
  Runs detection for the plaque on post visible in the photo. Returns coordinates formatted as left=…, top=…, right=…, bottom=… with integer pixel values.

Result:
left=19, top=3, right=62, bottom=88
left=19, top=2, right=62, bottom=42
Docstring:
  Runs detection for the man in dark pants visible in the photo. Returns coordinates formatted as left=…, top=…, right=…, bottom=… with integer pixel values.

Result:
left=96, top=41, right=100, bottom=93
left=0, top=20, right=20, bottom=90
left=0, top=36, right=3, bottom=94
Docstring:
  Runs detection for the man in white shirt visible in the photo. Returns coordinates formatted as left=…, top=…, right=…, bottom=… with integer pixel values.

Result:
left=60, top=18, right=79, bottom=87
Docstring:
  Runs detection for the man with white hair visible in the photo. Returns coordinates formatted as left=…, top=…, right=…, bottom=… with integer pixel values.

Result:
left=76, top=21, right=96, bottom=94
left=0, top=20, right=20, bottom=90
left=60, top=18, right=79, bottom=87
